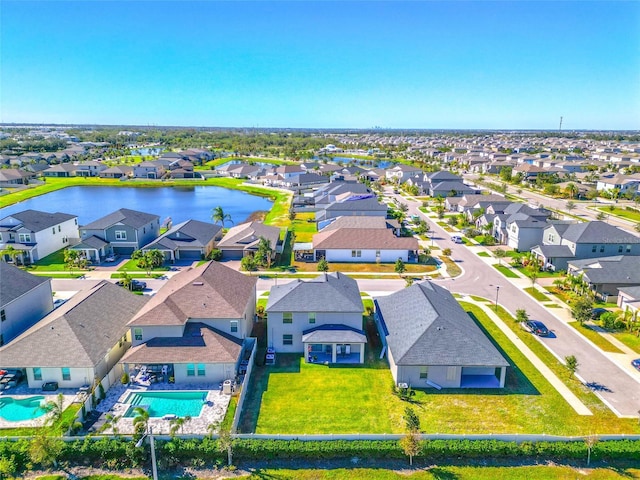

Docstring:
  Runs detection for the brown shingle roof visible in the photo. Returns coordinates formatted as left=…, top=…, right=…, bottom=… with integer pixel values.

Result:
left=313, top=228, right=419, bottom=250
left=120, top=322, right=242, bottom=364
left=128, top=261, right=256, bottom=326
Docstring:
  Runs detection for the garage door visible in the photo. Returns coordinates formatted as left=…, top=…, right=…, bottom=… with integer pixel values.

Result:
left=180, top=249, right=203, bottom=259
left=222, top=250, right=244, bottom=260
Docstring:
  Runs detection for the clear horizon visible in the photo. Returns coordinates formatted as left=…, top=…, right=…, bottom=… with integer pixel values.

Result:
left=2, top=1, right=639, bottom=130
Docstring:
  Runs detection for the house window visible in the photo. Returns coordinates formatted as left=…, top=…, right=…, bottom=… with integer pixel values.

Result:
left=58, top=226, right=61, bottom=232
left=133, top=328, right=142, bottom=341
left=115, top=231, right=127, bottom=240
left=619, top=245, right=624, bottom=253
left=0, top=309, right=5, bottom=322
left=52, top=228, right=56, bottom=234
left=143, top=227, right=146, bottom=234
left=283, top=334, right=293, bottom=345
left=446, top=367, right=456, bottom=381
left=419, top=367, right=429, bottom=379
left=0, top=334, right=3, bottom=347
left=0, top=233, right=2, bottom=241
left=33, top=367, right=42, bottom=381
left=376, top=250, right=381, bottom=258
left=351, top=250, right=362, bottom=258
left=61, top=367, right=71, bottom=381
left=186, top=364, right=195, bottom=376
left=18, top=233, right=31, bottom=243
left=627, top=245, right=632, bottom=253
left=600, top=245, right=605, bottom=253
left=74, top=219, right=77, bottom=225
left=592, top=245, right=597, bottom=253
left=308, top=312, right=316, bottom=324
left=230, top=320, right=238, bottom=333
left=548, top=234, right=555, bottom=242
left=283, top=312, right=292, bottom=324
left=197, top=364, right=205, bottom=376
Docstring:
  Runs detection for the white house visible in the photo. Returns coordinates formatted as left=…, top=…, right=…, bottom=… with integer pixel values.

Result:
left=0, top=210, right=79, bottom=263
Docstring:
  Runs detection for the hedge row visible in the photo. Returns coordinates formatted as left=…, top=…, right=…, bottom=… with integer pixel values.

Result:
left=1, top=438, right=639, bottom=474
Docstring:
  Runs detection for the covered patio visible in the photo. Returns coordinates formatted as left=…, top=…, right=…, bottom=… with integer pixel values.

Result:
left=70, top=236, right=110, bottom=263
left=302, top=324, right=366, bottom=364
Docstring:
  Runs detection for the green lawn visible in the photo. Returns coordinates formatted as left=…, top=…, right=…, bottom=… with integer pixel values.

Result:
left=23, top=250, right=71, bottom=272
left=240, top=305, right=639, bottom=435
left=235, top=466, right=640, bottom=480
left=523, top=287, right=551, bottom=302
left=596, top=205, right=640, bottom=222
left=493, top=264, right=520, bottom=278
left=568, top=322, right=624, bottom=354
left=476, top=251, right=490, bottom=257
left=117, top=258, right=170, bottom=272
left=606, top=330, right=640, bottom=354
left=514, top=266, right=563, bottom=278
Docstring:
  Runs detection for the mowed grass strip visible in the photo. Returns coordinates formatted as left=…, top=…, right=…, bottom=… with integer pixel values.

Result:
left=568, top=322, right=624, bottom=354
left=493, top=264, right=519, bottom=278
left=253, top=355, right=396, bottom=434
left=523, top=287, right=551, bottom=302
left=237, top=466, right=640, bottom=480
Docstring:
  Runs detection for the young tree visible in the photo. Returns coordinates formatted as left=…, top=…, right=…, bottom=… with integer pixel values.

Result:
left=211, top=206, right=233, bottom=227
left=395, top=258, right=406, bottom=275
left=403, top=406, right=421, bottom=433
left=169, top=415, right=192, bottom=437
left=584, top=434, right=599, bottom=466
left=256, top=236, right=273, bottom=268
left=572, top=296, right=594, bottom=325
left=99, top=413, right=121, bottom=436
left=29, top=432, right=64, bottom=469
left=400, top=432, right=422, bottom=466
left=494, top=248, right=506, bottom=265
left=63, top=248, right=81, bottom=273
left=565, top=355, right=579, bottom=379
left=317, top=258, right=329, bottom=272
left=515, top=308, right=529, bottom=324
left=217, top=423, right=234, bottom=466
left=566, top=200, right=576, bottom=211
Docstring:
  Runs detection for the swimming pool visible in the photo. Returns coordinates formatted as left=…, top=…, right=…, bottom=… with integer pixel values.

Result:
left=0, top=395, right=47, bottom=422
left=123, top=391, right=208, bottom=418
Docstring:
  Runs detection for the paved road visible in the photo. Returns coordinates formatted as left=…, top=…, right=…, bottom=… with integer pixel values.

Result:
left=387, top=189, right=640, bottom=417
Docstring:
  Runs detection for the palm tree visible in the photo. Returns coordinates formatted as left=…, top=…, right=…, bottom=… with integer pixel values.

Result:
left=211, top=206, right=233, bottom=227
left=256, top=236, right=273, bottom=268
left=42, top=393, right=65, bottom=427
left=99, top=413, right=121, bottom=436
left=132, top=406, right=150, bottom=437
left=169, top=415, right=192, bottom=437
left=1, top=245, right=22, bottom=265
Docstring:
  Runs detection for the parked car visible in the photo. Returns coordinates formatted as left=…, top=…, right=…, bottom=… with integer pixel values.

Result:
left=104, top=255, right=116, bottom=263
left=115, top=279, right=147, bottom=291
left=523, top=320, right=550, bottom=337
left=591, top=308, right=610, bottom=319
left=632, top=358, right=640, bottom=372
left=53, top=299, right=66, bottom=309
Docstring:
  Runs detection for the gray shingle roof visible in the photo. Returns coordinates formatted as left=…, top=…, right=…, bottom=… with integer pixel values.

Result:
left=325, top=197, right=387, bottom=212
left=302, top=324, right=367, bottom=343
left=82, top=208, right=159, bottom=230
left=532, top=245, right=575, bottom=258
left=73, top=235, right=109, bottom=250
left=142, top=220, right=221, bottom=251
left=569, top=256, right=640, bottom=285
left=216, top=221, right=280, bottom=251
left=376, top=281, right=508, bottom=367
left=562, top=221, right=640, bottom=244
left=266, top=272, right=363, bottom=313
left=0, top=281, right=147, bottom=368
left=0, top=263, right=51, bottom=307
left=0, top=209, right=76, bottom=232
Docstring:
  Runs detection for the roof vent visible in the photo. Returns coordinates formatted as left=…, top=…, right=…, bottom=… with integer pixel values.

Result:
left=192, top=281, right=204, bottom=286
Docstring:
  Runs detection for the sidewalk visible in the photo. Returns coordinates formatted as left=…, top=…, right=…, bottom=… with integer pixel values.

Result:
left=461, top=297, right=592, bottom=416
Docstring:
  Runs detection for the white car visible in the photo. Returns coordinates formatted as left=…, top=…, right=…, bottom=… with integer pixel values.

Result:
left=104, top=255, right=116, bottom=263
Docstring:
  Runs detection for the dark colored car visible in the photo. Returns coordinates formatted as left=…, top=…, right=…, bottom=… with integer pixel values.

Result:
left=115, top=279, right=147, bottom=291
left=632, top=359, right=640, bottom=372
left=591, top=308, right=610, bottom=319
left=525, top=320, right=550, bottom=337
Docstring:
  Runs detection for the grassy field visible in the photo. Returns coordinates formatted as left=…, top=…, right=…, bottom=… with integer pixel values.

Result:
left=289, top=261, right=438, bottom=274
left=239, top=304, right=639, bottom=435
left=608, top=330, right=640, bottom=354
left=441, top=257, right=461, bottom=277
left=523, top=287, right=551, bottom=302
left=22, top=250, right=72, bottom=272
left=476, top=251, right=490, bottom=257
left=493, top=264, right=520, bottom=278
left=117, top=258, right=170, bottom=272
left=287, top=211, right=317, bottom=243
left=568, top=322, right=624, bottom=354
left=596, top=205, right=640, bottom=222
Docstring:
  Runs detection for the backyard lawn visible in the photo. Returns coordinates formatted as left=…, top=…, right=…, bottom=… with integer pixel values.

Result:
left=239, top=305, right=640, bottom=435
left=22, top=250, right=72, bottom=272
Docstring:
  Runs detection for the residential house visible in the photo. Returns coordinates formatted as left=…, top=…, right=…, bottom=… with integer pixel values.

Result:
left=596, top=174, right=640, bottom=196
left=216, top=221, right=281, bottom=260
left=567, top=256, right=640, bottom=301
left=42, top=164, right=78, bottom=177
left=491, top=203, right=552, bottom=251
left=532, top=221, right=640, bottom=271
left=99, top=165, right=133, bottom=179
left=0, top=168, right=34, bottom=185
left=312, top=218, right=418, bottom=262
left=0, top=263, right=54, bottom=346
left=375, top=281, right=509, bottom=388
left=133, top=161, right=166, bottom=179
left=120, top=261, right=257, bottom=384
left=266, top=272, right=366, bottom=363
left=385, top=164, right=422, bottom=184
left=0, top=209, right=79, bottom=263
left=141, top=219, right=223, bottom=262
left=616, top=285, right=640, bottom=315
left=315, top=195, right=388, bottom=225
left=75, top=161, right=107, bottom=177
left=0, top=281, right=147, bottom=389
left=77, top=208, right=160, bottom=256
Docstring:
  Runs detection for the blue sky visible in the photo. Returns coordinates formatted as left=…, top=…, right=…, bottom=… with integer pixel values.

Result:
left=2, top=1, right=639, bottom=130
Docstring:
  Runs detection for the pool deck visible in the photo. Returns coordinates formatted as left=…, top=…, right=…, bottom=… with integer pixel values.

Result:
left=0, top=382, right=232, bottom=434
left=92, top=382, right=231, bottom=435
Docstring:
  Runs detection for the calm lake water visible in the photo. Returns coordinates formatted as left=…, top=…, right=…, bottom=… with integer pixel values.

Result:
left=0, top=186, right=273, bottom=226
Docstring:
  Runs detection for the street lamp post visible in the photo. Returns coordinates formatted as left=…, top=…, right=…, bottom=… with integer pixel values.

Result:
left=495, top=286, right=500, bottom=311
left=135, top=427, right=158, bottom=480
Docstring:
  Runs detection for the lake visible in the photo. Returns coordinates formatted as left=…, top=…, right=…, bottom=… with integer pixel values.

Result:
left=0, top=186, right=273, bottom=226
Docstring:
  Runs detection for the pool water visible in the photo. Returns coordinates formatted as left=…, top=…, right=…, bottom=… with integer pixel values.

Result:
left=123, top=391, right=208, bottom=418
left=0, top=395, right=47, bottom=422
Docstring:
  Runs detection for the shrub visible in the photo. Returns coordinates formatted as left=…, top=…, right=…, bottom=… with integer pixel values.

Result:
left=121, top=372, right=130, bottom=385
left=600, top=311, right=620, bottom=330
left=240, top=256, right=257, bottom=271
left=208, top=249, right=222, bottom=261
